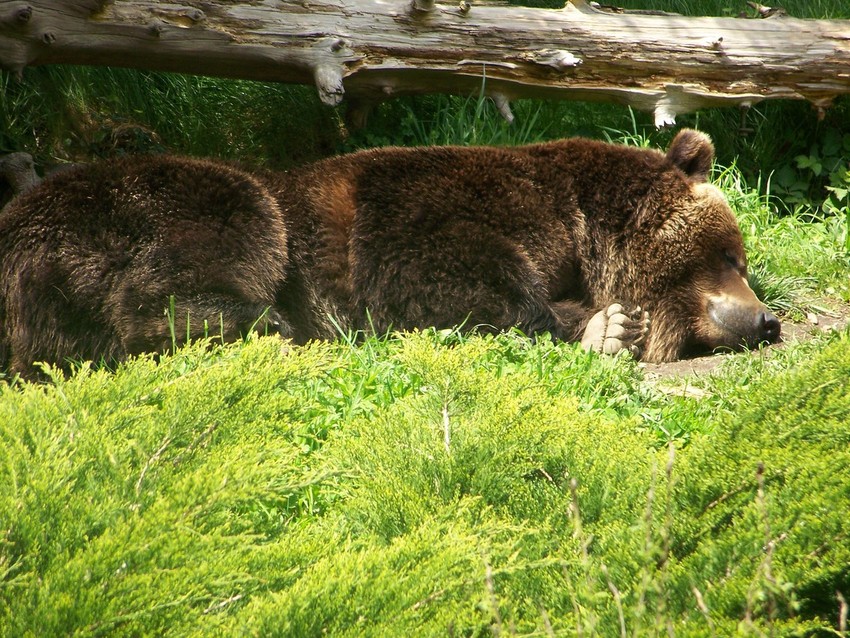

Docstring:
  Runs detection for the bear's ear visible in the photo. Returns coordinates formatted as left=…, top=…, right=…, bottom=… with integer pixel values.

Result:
left=665, top=129, right=714, bottom=183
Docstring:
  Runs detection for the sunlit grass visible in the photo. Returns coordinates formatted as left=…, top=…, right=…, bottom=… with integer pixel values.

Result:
left=1, top=328, right=849, bottom=635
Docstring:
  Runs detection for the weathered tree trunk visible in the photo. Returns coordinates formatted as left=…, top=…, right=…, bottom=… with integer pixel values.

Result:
left=1, top=0, right=849, bottom=126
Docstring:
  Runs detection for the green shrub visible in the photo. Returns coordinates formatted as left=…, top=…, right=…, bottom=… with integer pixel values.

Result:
left=1, top=328, right=848, bottom=636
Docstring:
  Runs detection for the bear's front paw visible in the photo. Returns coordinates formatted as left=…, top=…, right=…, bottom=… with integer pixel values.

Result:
left=580, top=304, right=651, bottom=358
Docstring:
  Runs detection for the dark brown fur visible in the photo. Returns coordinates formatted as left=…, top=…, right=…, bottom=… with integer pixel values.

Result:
left=266, top=130, right=776, bottom=362
left=0, top=131, right=779, bottom=379
left=0, top=155, right=289, bottom=378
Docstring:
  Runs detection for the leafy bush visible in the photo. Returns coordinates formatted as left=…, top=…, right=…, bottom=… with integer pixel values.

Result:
left=1, top=328, right=848, bottom=636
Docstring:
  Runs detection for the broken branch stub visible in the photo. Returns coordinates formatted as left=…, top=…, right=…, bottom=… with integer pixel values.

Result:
left=1, top=0, right=849, bottom=125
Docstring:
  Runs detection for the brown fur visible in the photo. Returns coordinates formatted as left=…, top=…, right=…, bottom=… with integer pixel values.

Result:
left=265, top=130, right=777, bottom=361
left=0, top=155, right=289, bottom=379
left=0, top=131, right=779, bottom=379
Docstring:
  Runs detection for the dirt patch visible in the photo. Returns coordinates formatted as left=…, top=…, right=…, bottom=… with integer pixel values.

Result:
left=640, top=304, right=850, bottom=380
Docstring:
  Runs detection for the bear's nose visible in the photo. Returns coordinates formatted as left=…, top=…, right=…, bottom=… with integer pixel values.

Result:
left=757, top=310, right=781, bottom=343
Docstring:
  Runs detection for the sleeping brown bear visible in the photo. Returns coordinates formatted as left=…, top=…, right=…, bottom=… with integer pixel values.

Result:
left=0, top=130, right=779, bottom=379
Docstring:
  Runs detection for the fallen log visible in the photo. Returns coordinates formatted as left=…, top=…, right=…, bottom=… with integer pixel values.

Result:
left=1, top=0, right=849, bottom=125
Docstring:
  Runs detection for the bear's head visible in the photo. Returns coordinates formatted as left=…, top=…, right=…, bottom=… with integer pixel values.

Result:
left=638, top=129, right=781, bottom=362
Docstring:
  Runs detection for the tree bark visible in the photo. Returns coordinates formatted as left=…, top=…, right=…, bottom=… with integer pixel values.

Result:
left=1, top=0, right=849, bottom=126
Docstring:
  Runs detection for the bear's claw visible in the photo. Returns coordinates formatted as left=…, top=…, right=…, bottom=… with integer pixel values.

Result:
left=580, top=303, right=651, bottom=358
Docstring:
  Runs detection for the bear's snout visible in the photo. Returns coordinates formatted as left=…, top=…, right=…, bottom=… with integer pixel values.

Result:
left=757, top=309, right=781, bottom=344
left=706, top=296, right=782, bottom=350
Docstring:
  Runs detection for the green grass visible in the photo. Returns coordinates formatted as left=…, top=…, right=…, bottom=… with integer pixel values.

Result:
left=513, top=0, right=850, bottom=18
left=0, top=67, right=342, bottom=169
left=1, top=328, right=848, bottom=636
left=617, top=0, right=850, bottom=18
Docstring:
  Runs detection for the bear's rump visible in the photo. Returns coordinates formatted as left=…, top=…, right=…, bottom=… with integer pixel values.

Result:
left=0, top=156, right=290, bottom=375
